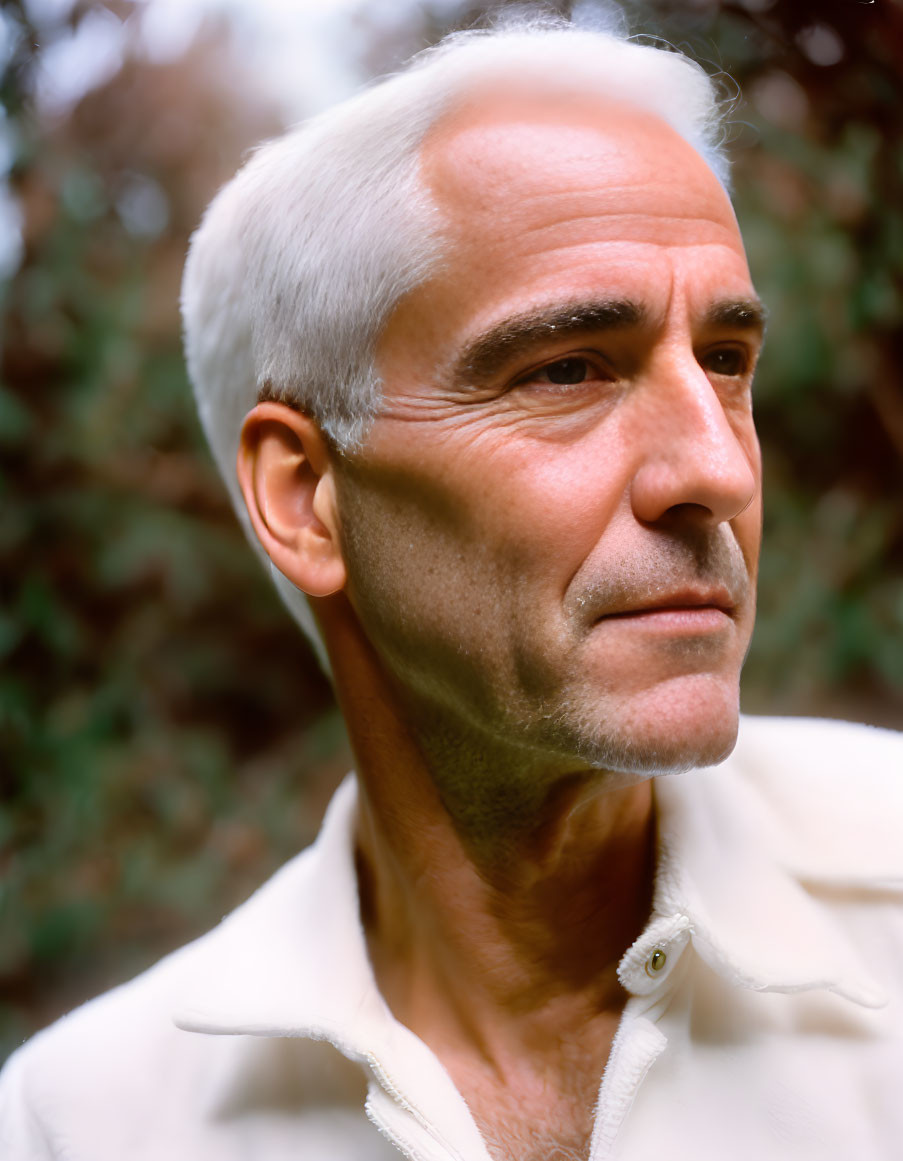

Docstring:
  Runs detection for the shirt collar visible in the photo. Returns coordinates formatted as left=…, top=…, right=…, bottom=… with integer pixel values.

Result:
left=173, top=775, right=492, bottom=1160
left=174, top=775, right=397, bottom=1053
left=619, top=716, right=901, bottom=1008
left=174, top=716, right=899, bottom=1045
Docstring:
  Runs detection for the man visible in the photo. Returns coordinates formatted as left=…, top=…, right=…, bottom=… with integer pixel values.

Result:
left=2, top=19, right=902, bottom=1161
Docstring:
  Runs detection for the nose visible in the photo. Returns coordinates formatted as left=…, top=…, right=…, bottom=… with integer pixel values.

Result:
left=628, top=358, right=760, bottom=527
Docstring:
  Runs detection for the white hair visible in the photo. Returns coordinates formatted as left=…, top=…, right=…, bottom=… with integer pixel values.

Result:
left=181, top=18, right=732, bottom=667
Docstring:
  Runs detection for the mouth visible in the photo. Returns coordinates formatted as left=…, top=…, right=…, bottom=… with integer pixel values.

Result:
left=596, top=588, right=737, bottom=631
left=603, top=588, right=735, bottom=618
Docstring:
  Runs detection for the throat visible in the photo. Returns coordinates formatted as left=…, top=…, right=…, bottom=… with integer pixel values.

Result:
left=484, top=1124, right=595, bottom=1161
left=358, top=800, right=647, bottom=1161
left=483, top=1124, right=593, bottom=1161
left=448, top=1029, right=619, bottom=1161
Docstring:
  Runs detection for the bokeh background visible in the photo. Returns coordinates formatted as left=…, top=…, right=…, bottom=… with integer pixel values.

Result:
left=1, top=0, right=901, bottom=1066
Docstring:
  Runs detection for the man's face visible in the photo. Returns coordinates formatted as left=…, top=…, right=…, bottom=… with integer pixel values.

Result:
left=335, top=91, right=764, bottom=779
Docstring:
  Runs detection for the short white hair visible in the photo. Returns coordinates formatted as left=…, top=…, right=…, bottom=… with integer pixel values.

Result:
left=181, top=18, right=732, bottom=666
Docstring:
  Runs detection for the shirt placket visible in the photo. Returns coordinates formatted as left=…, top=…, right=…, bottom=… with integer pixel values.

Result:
left=359, top=1039, right=496, bottom=1161
left=589, top=913, right=693, bottom=1160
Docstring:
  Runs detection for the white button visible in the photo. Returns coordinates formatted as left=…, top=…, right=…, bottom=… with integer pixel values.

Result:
left=618, top=914, right=691, bottom=995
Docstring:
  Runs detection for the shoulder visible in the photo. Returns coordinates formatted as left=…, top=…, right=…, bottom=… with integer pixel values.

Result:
left=0, top=778, right=375, bottom=1161
left=734, top=712, right=903, bottom=775
left=0, top=841, right=352, bottom=1161
left=0, top=934, right=213, bottom=1160
left=729, top=713, right=903, bottom=881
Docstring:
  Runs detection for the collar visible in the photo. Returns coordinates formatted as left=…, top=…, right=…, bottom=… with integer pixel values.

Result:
left=619, top=715, right=901, bottom=1007
left=174, top=774, right=413, bottom=1047
left=174, top=716, right=901, bottom=1049
left=173, top=776, right=491, bottom=1160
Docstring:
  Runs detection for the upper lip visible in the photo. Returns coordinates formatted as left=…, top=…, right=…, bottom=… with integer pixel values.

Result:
left=603, top=587, right=736, bottom=617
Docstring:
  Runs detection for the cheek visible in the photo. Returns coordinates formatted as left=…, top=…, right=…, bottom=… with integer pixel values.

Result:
left=735, top=499, right=763, bottom=576
left=341, top=419, right=629, bottom=625
left=338, top=454, right=513, bottom=654
left=482, top=435, right=628, bottom=575
left=734, top=437, right=763, bottom=572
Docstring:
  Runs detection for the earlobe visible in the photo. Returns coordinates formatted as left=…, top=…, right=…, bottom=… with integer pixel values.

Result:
left=237, top=402, right=347, bottom=598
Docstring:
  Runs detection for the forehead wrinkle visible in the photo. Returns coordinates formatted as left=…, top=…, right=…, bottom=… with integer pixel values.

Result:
left=453, top=299, right=646, bottom=387
left=511, top=205, right=741, bottom=236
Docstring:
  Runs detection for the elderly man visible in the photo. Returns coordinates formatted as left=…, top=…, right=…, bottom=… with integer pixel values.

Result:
left=2, top=19, right=902, bottom=1161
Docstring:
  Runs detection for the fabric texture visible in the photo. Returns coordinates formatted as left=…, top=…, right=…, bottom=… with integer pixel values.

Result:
left=2, top=714, right=902, bottom=1160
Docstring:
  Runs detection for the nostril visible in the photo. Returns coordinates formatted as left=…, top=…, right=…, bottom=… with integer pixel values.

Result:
left=653, top=501, right=721, bottom=529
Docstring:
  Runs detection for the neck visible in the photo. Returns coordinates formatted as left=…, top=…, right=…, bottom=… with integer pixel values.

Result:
left=357, top=769, right=654, bottom=1058
left=316, top=594, right=656, bottom=1089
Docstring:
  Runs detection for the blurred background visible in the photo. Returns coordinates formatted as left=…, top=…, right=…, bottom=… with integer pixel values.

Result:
left=1, top=0, right=901, bottom=1066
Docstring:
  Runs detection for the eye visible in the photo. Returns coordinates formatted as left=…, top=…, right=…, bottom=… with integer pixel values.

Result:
left=701, top=347, right=748, bottom=377
left=512, top=353, right=611, bottom=392
left=542, top=357, right=592, bottom=385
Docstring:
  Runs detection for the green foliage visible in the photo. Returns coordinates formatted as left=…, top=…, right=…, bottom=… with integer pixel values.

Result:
left=0, top=2, right=341, bottom=1064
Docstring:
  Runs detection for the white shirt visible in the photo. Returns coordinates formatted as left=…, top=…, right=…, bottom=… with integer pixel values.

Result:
left=2, top=715, right=902, bottom=1161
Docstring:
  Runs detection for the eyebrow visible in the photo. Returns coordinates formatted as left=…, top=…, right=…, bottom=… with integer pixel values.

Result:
left=452, top=295, right=767, bottom=387
left=453, top=299, right=645, bottom=386
left=704, top=297, right=768, bottom=333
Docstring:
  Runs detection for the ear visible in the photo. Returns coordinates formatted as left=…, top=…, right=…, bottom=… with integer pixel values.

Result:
left=237, top=402, right=346, bottom=598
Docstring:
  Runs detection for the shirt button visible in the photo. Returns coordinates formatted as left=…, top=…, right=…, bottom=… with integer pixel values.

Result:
left=645, top=947, right=667, bottom=978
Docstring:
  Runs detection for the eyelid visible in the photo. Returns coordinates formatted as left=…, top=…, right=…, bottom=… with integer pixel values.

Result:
left=698, top=341, right=757, bottom=376
left=510, top=349, right=614, bottom=388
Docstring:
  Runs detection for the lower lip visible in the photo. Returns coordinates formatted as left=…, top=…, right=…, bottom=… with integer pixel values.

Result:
left=599, top=607, right=733, bottom=633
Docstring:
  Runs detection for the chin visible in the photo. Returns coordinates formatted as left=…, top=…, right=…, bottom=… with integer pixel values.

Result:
left=549, top=671, right=743, bottom=778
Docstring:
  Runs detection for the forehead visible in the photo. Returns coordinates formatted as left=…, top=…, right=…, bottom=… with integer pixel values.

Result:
left=375, top=91, right=752, bottom=378
left=422, top=86, right=736, bottom=232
